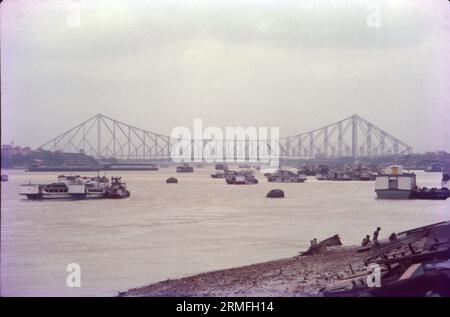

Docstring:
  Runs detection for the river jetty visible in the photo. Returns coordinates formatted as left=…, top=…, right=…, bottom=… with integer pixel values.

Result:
left=120, top=221, right=450, bottom=297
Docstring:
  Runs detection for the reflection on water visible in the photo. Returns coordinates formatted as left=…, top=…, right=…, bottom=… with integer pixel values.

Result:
left=1, top=168, right=448, bottom=296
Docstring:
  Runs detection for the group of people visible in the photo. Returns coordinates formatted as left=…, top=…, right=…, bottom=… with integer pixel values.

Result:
left=361, top=227, right=381, bottom=247
left=361, top=227, right=398, bottom=247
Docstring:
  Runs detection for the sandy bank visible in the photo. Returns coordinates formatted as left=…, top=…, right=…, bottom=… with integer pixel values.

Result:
left=120, top=246, right=366, bottom=297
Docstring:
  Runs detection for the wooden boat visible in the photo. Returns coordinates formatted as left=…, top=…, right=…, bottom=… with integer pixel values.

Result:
left=302, top=234, right=342, bottom=255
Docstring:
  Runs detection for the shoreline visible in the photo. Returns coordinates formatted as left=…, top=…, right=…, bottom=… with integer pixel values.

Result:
left=119, top=246, right=366, bottom=297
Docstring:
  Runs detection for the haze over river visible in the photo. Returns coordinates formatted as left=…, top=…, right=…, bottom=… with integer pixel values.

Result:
left=1, top=168, right=448, bottom=296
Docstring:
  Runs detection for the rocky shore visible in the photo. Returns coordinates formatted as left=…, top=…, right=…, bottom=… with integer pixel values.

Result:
left=120, top=246, right=366, bottom=297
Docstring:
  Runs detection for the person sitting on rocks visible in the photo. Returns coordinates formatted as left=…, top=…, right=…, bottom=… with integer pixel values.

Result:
left=361, top=235, right=371, bottom=246
left=389, top=232, right=397, bottom=242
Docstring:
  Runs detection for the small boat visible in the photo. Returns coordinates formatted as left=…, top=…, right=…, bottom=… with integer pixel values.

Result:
left=105, top=177, right=130, bottom=199
left=1, top=174, right=8, bottom=182
left=334, top=172, right=352, bottom=181
left=425, top=164, right=444, bottom=172
left=176, top=164, right=194, bottom=173
left=266, top=189, right=285, bottom=198
left=266, top=170, right=307, bottom=183
left=166, top=177, right=178, bottom=183
left=315, top=173, right=331, bottom=181
left=302, top=234, right=342, bottom=255
left=215, top=163, right=228, bottom=170
left=226, top=170, right=258, bottom=185
left=211, top=170, right=235, bottom=179
left=238, top=164, right=251, bottom=169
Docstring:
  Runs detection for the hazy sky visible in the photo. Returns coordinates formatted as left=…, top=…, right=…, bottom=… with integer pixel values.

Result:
left=1, top=0, right=449, bottom=152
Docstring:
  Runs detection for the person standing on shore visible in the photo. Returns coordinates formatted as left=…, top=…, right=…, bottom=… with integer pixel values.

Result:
left=373, top=227, right=381, bottom=245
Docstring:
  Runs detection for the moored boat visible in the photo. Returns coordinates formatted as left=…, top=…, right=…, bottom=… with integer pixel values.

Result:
left=215, top=163, right=228, bottom=170
left=266, top=170, right=307, bottom=183
left=375, top=165, right=449, bottom=200
left=20, top=175, right=82, bottom=200
left=211, top=169, right=235, bottom=179
left=176, top=164, right=194, bottom=173
left=410, top=187, right=450, bottom=200
left=226, top=170, right=258, bottom=185
left=68, top=176, right=109, bottom=199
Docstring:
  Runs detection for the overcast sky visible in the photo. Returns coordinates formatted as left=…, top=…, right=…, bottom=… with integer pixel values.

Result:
left=1, top=0, right=449, bottom=152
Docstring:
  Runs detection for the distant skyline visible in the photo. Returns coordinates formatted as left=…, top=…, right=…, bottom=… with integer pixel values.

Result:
left=1, top=0, right=449, bottom=153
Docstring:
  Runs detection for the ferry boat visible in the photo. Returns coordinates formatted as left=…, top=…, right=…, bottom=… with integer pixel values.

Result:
left=266, top=170, right=307, bottom=183
left=105, top=177, right=130, bottom=199
left=68, top=176, right=110, bottom=199
left=20, top=175, right=82, bottom=200
left=226, top=170, right=258, bottom=185
left=375, top=165, right=450, bottom=200
left=176, top=164, right=194, bottom=173
left=20, top=175, right=112, bottom=200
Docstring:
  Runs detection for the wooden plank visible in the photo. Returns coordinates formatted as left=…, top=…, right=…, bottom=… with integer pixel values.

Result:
left=397, top=221, right=448, bottom=236
left=364, top=231, right=428, bottom=263
left=369, top=246, right=450, bottom=266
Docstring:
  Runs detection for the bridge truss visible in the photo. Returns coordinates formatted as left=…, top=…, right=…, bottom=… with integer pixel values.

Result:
left=39, top=114, right=412, bottom=161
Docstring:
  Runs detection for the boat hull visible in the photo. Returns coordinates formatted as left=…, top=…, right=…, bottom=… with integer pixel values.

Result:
left=23, top=193, right=72, bottom=200
left=375, top=189, right=412, bottom=199
left=410, top=190, right=450, bottom=200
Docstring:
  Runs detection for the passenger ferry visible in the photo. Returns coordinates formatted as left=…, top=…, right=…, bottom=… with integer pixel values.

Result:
left=20, top=175, right=111, bottom=200
left=68, top=176, right=110, bottom=199
left=20, top=175, right=82, bottom=200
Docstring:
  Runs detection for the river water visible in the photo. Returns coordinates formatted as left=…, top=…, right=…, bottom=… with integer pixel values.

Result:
left=1, top=168, right=448, bottom=296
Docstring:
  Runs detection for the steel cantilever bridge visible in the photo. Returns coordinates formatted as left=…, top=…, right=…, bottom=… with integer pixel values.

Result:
left=38, top=113, right=412, bottom=161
